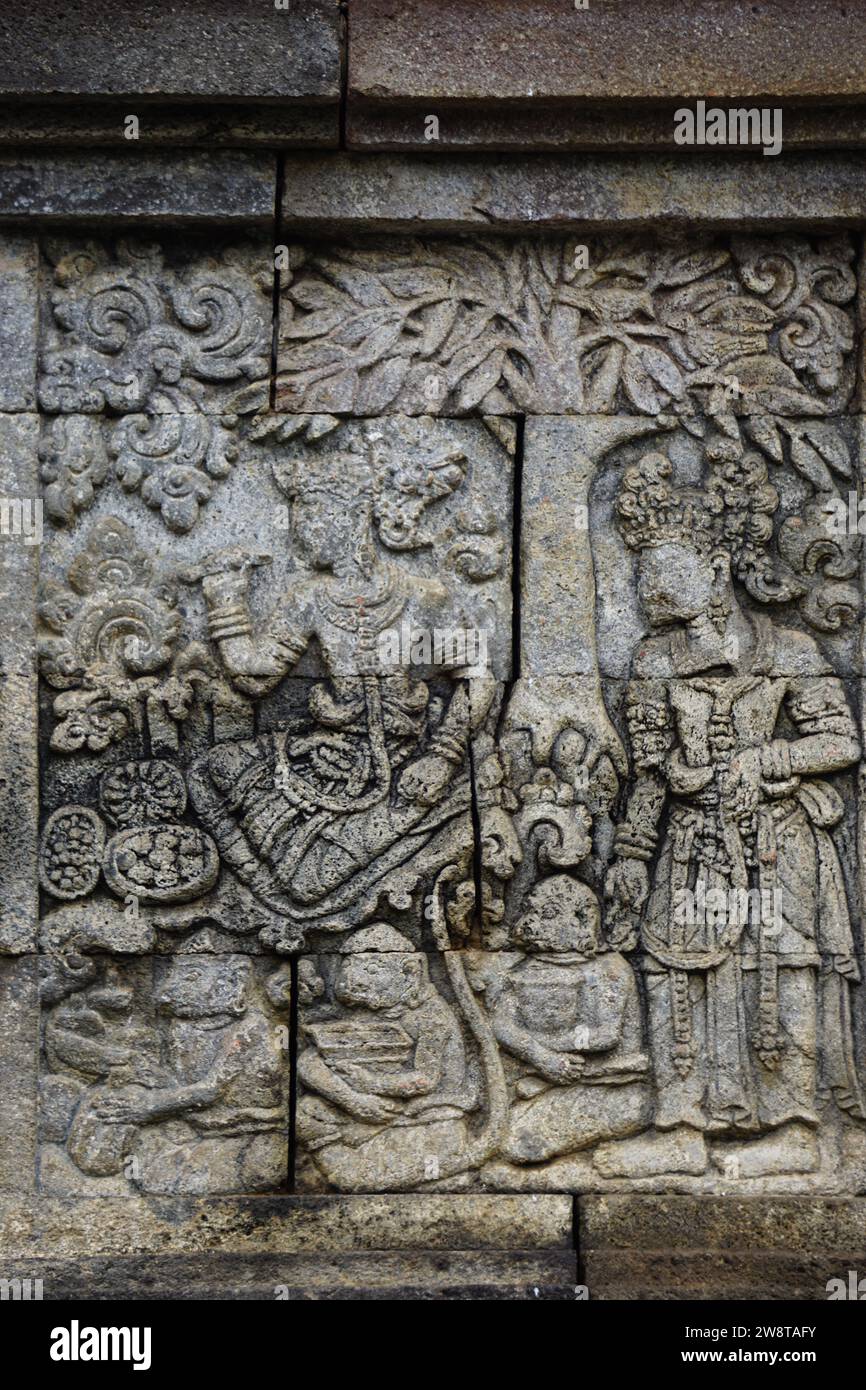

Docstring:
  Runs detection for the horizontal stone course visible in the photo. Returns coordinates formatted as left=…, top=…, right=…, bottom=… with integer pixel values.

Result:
left=0, top=1, right=341, bottom=102
left=349, top=0, right=866, bottom=106
left=280, top=153, right=866, bottom=234
left=0, top=152, right=277, bottom=225
left=579, top=1195, right=866, bottom=1299
left=0, top=1192, right=574, bottom=1255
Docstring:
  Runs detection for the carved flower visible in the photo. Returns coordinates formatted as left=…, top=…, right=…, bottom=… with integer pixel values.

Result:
left=140, top=465, right=213, bottom=532
left=39, top=417, right=110, bottom=525
left=50, top=689, right=129, bottom=753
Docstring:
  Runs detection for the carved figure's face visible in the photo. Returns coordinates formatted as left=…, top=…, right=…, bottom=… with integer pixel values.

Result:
left=513, top=877, right=600, bottom=955
left=335, top=955, right=422, bottom=1011
left=156, top=958, right=249, bottom=1018
left=291, top=493, right=350, bottom=569
left=636, top=542, right=716, bottom=626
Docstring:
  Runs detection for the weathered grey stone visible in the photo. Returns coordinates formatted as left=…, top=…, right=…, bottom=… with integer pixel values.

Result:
left=0, top=957, right=39, bottom=1190
left=0, top=1249, right=578, bottom=1300
left=277, top=236, right=856, bottom=416
left=33, top=408, right=514, bottom=954
left=0, top=414, right=39, bottom=952
left=0, top=4, right=866, bottom=1301
left=0, top=152, right=276, bottom=226
left=280, top=152, right=866, bottom=234
left=0, top=235, right=37, bottom=410
left=0, top=1, right=340, bottom=102
left=296, top=944, right=494, bottom=1192
left=0, top=1191, right=573, bottom=1256
left=38, top=954, right=290, bottom=1196
left=0, top=104, right=338, bottom=149
left=473, top=676, right=622, bottom=945
left=579, top=1194, right=866, bottom=1299
left=349, top=0, right=866, bottom=106
left=295, top=937, right=650, bottom=1193
left=348, top=104, right=866, bottom=154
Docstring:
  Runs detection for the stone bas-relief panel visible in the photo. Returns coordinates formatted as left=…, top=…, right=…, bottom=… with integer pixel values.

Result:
left=36, top=412, right=511, bottom=959
left=462, top=403, right=866, bottom=1192
left=12, top=228, right=866, bottom=1200
left=275, top=234, right=856, bottom=417
left=300, top=382, right=866, bottom=1193
left=37, top=953, right=291, bottom=1196
left=295, top=682, right=866, bottom=1193
left=295, top=927, right=652, bottom=1195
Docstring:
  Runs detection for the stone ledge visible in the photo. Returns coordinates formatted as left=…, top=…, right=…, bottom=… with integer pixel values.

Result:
left=348, top=103, right=866, bottom=154
left=0, top=152, right=277, bottom=225
left=579, top=1196, right=866, bottom=1300
left=280, top=152, right=866, bottom=233
left=0, top=1194, right=574, bottom=1257
left=0, top=105, right=338, bottom=150
left=0, top=1251, right=579, bottom=1300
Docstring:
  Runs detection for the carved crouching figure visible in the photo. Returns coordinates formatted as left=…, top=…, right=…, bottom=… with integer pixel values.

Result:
left=486, top=876, right=650, bottom=1165
left=296, top=925, right=482, bottom=1190
left=91, top=957, right=287, bottom=1194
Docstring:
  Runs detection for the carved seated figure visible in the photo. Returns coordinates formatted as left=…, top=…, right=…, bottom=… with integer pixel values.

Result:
left=488, top=876, right=650, bottom=1164
left=296, top=924, right=480, bottom=1190
left=186, top=447, right=497, bottom=946
left=92, top=956, right=287, bottom=1195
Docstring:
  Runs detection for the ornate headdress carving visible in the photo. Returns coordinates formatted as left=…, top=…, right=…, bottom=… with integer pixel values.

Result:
left=615, top=440, right=783, bottom=601
left=272, top=440, right=467, bottom=551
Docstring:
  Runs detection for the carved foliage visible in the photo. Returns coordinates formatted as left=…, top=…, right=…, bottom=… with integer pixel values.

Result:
left=277, top=235, right=856, bottom=416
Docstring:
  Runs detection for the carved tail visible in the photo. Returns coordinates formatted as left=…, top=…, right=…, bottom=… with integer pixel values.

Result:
left=426, top=865, right=509, bottom=1175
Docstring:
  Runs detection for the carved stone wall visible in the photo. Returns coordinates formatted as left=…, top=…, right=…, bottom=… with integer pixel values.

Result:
left=3, top=0, right=866, bottom=1302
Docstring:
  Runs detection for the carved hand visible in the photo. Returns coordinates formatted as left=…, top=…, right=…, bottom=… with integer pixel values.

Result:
left=397, top=753, right=455, bottom=805
left=93, top=1085, right=156, bottom=1126
left=604, top=857, right=649, bottom=949
left=181, top=548, right=270, bottom=610
left=344, top=1094, right=402, bottom=1124
left=722, top=746, right=763, bottom=816
left=544, top=1053, right=586, bottom=1084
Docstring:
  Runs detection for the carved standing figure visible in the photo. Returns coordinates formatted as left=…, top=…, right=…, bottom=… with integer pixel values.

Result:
left=605, top=443, right=865, bottom=1178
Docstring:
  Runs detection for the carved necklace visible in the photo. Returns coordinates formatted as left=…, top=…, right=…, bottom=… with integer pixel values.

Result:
left=315, top=562, right=407, bottom=636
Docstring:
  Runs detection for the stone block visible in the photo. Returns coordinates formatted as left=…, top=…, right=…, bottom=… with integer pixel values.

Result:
left=0, top=235, right=37, bottom=410
left=0, top=957, right=39, bottom=1190
left=0, top=152, right=277, bottom=227
left=523, top=415, right=862, bottom=677
left=36, top=236, right=272, bottom=417
left=0, top=414, right=39, bottom=952
left=276, top=235, right=857, bottom=417
left=0, top=1, right=340, bottom=103
left=280, top=152, right=866, bottom=235
left=348, top=0, right=866, bottom=107
left=1, top=1248, right=579, bottom=1300
left=579, top=1194, right=866, bottom=1300
left=0, top=1191, right=573, bottom=1256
